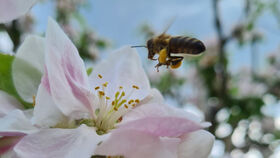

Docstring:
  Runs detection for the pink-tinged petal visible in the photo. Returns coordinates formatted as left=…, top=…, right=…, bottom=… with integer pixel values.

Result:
left=95, top=129, right=180, bottom=158
left=0, top=90, right=22, bottom=117
left=45, top=18, right=93, bottom=118
left=0, top=110, right=37, bottom=136
left=178, top=130, right=214, bottom=158
left=32, top=84, right=67, bottom=127
left=139, top=88, right=164, bottom=105
left=118, top=116, right=202, bottom=137
left=14, top=125, right=107, bottom=158
left=12, top=35, right=45, bottom=103
left=0, top=0, right=37, bottom=23
left=123, top=103, right=207, bottom=126
left=0, top=136, right=23, bottom=155
left=89, top=46, right=150, bottom=100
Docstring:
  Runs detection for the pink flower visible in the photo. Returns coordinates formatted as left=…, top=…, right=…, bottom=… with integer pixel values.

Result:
left=0, top=91, right=37, bottom=157
left=0, top=0, right=37, bottom=23
left=95, top=102, right=214, bottom=158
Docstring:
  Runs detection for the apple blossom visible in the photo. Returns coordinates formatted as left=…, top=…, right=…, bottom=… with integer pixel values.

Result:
left=0, top=0, right=37, bottom=23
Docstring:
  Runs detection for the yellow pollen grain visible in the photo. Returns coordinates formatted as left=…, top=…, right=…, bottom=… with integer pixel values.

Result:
left=106, top=96, right=110, bottom=100
left=98, top=74, right=103, bottom=79
left=119, top=86, right=123, bottom=89
left=102, top=82, right=108, bottom=87
left=128, top=100, right=133, bottom=104
left=114, top=107, right=118, bottom=111
left=135, top=99, right=140, bottom=103
left=132, top=85, right=139, bottom=89
left=124, top=104, right=128, bottom=109
left=95, top=86, right=100, bottom=90
left=32, top=95, right=36, bottom=107
left=98, top=91, right=105, bottom=96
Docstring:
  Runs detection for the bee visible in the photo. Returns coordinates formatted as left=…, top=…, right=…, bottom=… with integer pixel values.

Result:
left=133, top=34, right=206, bottom=71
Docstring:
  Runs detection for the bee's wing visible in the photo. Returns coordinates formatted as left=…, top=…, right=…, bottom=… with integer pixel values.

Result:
left=158, top=16, right=177, bottom=36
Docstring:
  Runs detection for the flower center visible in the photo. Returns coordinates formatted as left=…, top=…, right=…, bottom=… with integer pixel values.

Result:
left=93, top=74, right=140, bottom=134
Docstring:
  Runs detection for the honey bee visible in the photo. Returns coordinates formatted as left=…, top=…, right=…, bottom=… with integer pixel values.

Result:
left=133, top=34, right=206, bottom=71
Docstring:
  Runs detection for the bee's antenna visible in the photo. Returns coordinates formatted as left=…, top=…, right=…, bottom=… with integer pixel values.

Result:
left=131, top=45, right=147, bottom=48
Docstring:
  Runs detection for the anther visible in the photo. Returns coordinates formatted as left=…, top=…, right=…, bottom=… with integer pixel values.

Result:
left=121, top=91, right=125, bottom=96
left=106, top=96, right=110, bottom=100
left=124, top=104, right=128, bottom=109
left=102, top=82, right=108, bottom=87
left=119, top=86, right=123, bottom=89
left=115, top=92, right=120, bottom=98
left=114, top=107, right=118, bottom=111
left=95, top=86, right=100, bottom=90
left=132, top=85, right=139, bottom=89
left=135, top=99, right=140, bottom=103
left=98, top=91, right=105, bottom=96
left=32, top=95, right=36, bottom=107
left=98, top=74, right=103, bottom=79
left=132, top=104, right=136, bottom=107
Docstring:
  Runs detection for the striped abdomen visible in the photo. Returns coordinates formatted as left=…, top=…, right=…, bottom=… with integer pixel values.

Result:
left=169, top=36, right=205, bottom=55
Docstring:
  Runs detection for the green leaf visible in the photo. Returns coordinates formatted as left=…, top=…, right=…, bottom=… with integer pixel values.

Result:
left=0, top=53, right=32, bottom=108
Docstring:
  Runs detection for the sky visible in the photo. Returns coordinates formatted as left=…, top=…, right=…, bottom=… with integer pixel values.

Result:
left=31, top=0, right=280, bottom=73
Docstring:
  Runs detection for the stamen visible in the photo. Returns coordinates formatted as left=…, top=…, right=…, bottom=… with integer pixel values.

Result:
left=95, top=86, right=100, bottom=90
left=102, top=82, right=108, bottom=87
left=121, top=91, right=125, bottom=96
left=132, top=85, right=139, bottom=90
left=98, top=74, right=103, bottom=79
left=115, top=92, right=120, bottom=98
left=112, top=101, right=115, bottom=106
left=119, top=86, right=123, bottom=89
left=114, top=107, right=118, bottom=111
left=106, top=96, right=110, bottom=100
left=124, top=104, right=128, bottom=109
left=132, top=104, right=136, bottom=107
left=135, top=99, right=140, bottom=103
left=32, top=95, right=36, bottom=107
left=98, top=91, right=105, bottom=96
left=128, top=99, right=134, bottom=104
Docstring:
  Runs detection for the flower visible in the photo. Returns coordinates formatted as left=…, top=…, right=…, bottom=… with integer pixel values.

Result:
left=13, top=18, right=152, bottom=158
left=0, top=91, right=37, bottom=157
left=95, top=102, right=215, bottom=158
left=0, top=0, right=37, bottom=23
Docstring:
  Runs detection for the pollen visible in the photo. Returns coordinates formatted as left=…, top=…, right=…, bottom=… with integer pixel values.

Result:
left=171, top=60, right=182, bottom=69
left=102, top=82, right=108, bottom=87
left=95, top=86, right=100, bottom=90
left=32, top=95, right=36, bottom=107
left=135, top=99, right=140, bottom=103
left=98, top=91, right=105, bottom=96
left=132, top=85, right=139, bottom=90
left=98, top=74, right=103, bottom=79
left=158, top=48, right=168, bottom=64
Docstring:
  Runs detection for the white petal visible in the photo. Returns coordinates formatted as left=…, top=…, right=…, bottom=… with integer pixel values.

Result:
left=32, top=84, right=67, bottom=127
left=178, top=130, right=215, bottom=158
left=89, top=46, right=150, bottom=100
left=0, top=110, right=37, bottom=136
left=123, top=103, right=204, bottom=124
left=14, top=125, right=107, bottom=158
left=0, top=0, right=37, bottom=23
left=12, top=35, right=45, bottom=103
left=138, top=88, right=164, bottom=105
left=0, top=90, right=22, bottom=117
left=45, top=18, right=93, bottom=118
left=95, top=129, right=180, bottom=158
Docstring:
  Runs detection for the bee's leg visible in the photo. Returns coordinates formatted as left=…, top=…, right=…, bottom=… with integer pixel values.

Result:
left=155, top=63, right=162, bottom=72
left=168, top=56, right=184, bottom=69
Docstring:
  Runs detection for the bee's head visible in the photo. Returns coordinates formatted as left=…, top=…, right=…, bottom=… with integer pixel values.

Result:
left=147, top=39, right=155, bottom=59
